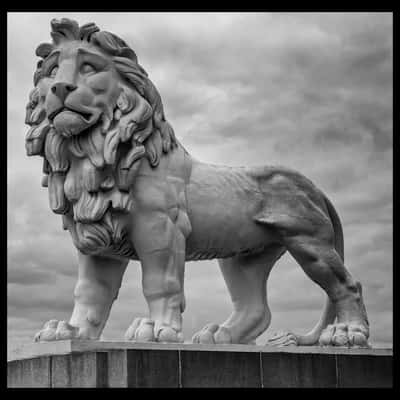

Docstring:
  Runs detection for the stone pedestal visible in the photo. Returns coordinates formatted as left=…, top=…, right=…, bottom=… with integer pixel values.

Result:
left=7, top=341, right=392, bottom=388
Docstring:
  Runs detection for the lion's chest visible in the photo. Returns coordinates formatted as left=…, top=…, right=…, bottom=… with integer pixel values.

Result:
left=61, top=154, right=137, bottom=258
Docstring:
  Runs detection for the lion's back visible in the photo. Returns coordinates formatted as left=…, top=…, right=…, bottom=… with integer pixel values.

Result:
left=185, top=161, right=278, bottom=260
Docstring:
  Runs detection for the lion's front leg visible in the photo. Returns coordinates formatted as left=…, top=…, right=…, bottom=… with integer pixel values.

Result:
left=35, top=252, right=128, bottom=342
left=125, top=211, right=188, bottom=343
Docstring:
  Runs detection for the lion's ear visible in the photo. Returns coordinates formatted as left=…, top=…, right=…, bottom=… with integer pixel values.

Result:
left=35, top=43, right=53, bottom=59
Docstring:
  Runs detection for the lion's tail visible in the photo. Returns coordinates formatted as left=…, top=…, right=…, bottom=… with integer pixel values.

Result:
left=293, top=194, right=342, bottom=345
left=325, top=194, right=344, bottom=261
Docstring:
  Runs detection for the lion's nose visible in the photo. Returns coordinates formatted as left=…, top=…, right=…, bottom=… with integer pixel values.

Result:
left=51, top=82, right=77, bottom=102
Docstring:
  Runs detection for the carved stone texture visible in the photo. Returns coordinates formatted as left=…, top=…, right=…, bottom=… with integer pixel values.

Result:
left=261, top=353, right=337, bottom=387
left=7, top=356, right=51, bottom=387
left=180, top=350, right=261, bottom=387
left=27, top=17, right=370, bottom=349
left=7, top=342, right=393, bottom=388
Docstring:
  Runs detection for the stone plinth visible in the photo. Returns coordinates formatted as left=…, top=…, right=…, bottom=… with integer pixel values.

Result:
left=7, top=341, right=392, bottom=388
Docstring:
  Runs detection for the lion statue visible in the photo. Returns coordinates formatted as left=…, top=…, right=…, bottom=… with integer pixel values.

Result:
left=26, top=18, right=370, bottom=347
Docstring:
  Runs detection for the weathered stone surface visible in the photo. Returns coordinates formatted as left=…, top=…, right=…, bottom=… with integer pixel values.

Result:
left=181, top=350, right=261, bottom=387
left=107, top=350, right=128, bottom=388
left=9, top=340, right=73, bottom=361
left=126, top=349, right=179, bottom=388
left=262, top=353, right=337, bottom=387
left=8, top=340, right=393, bottom=361
left=7, top=342, right=393, bottom=388
left=337, top=354, right=393, bottom=388
left=51, top=352, right=108, bottom=388
left=105, top=348, right=180, bottom=387
left=7, top=356, right=51, bottom=388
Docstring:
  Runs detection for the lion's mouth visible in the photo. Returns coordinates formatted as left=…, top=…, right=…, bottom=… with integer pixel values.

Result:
left=49, top=106, right=100, bottom=138
left=48, top=107, right=94, bottom=123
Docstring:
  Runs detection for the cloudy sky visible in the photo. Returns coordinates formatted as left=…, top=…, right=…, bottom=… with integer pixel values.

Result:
left=7, top=12, right=392, bottom=352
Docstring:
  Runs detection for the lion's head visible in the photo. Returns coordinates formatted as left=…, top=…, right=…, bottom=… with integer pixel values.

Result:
left=25, top=18, right=178, bottom=256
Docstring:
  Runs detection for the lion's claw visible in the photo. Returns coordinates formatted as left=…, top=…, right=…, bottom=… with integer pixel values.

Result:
left=34, top=320, right=80, bottom=342
left=192, top=324, right=233, bottom=344
left=125, top=317, right=155, bottom=342
left=319, top=322, right=370, bottom=348
left=266, top=331, right=298, bottom=347
left=156, top=326, right=184, bottom=343
left=55, top=321, right=80, bottom=340
left=266, top=322, right=369, bottom=348
left=125, top=317, right=183, bottom=343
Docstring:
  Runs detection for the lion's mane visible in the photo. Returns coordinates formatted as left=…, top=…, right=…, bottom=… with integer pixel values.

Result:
left=25, top=18, right=179, bottom=256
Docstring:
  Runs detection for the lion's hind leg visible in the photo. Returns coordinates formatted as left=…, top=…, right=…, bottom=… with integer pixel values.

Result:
left=260, top=209, right=369, bottom=347
left=283, top=232, right=368, bottom=347
left=192, top=246, right=285, bottom=345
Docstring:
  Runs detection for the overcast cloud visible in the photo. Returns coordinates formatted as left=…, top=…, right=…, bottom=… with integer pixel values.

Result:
left=7, top=12, right=392, bottom=353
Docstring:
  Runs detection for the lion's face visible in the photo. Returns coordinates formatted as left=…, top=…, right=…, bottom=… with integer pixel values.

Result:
left=44, top=39, right=122, bottom=138
left=26, top=18, right=178, bottom=256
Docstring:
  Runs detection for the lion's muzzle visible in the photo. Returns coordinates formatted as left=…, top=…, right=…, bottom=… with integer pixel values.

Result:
left=52, top=108, right=98, bottom=138
left=46, top=82, right=102, bottom=138
left=51, top=82, right=77, bottom=103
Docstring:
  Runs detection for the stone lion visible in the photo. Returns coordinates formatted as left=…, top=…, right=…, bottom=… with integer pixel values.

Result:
left=26, top=18, right=370, bottom=347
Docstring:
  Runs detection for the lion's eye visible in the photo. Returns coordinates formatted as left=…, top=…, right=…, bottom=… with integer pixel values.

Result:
left=49, top=65, right=58, bottom=78
left=81, top=63, right=97, bottom=74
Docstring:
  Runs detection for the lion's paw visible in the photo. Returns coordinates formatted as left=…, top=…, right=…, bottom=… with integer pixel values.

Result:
left=266, top=331, right=298, bottom=347
left=125, top=317, right=155, bottom=342
left=155, top=325, right=184, bottom=343
left=319, top=322, right=370, bottom=348
left=34, top=320, right=81, bottom=342
left=192, top=324, right=233, bottom=345
left=125, top=318, right=183, bottom=343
